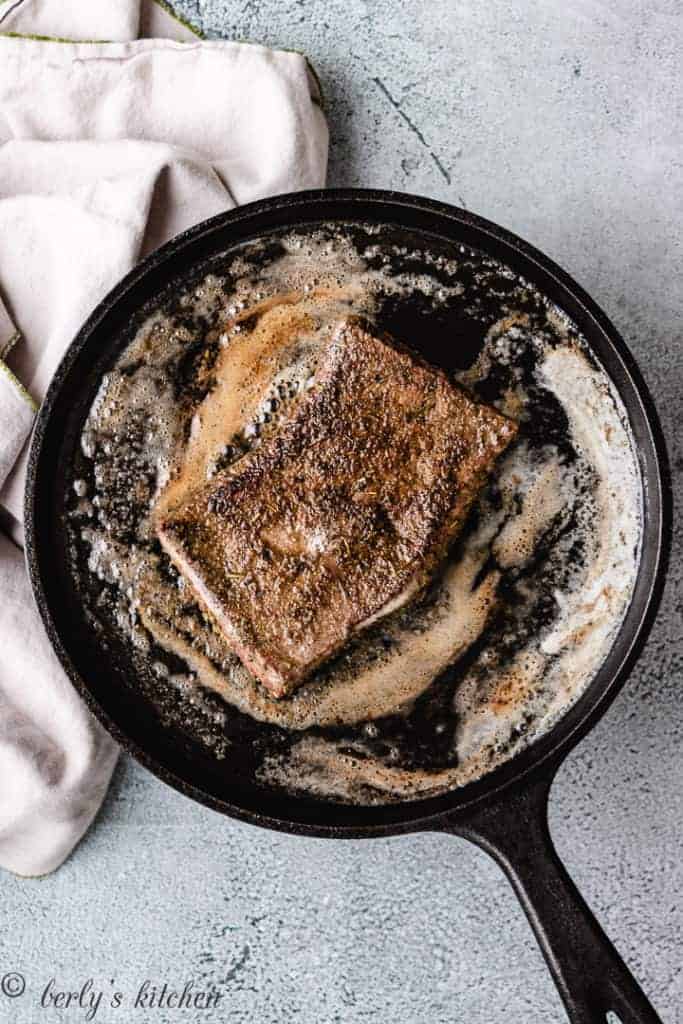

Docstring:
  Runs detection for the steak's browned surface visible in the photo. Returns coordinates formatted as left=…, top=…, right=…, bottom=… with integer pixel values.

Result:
left=157, top=320, right=517, bottom=697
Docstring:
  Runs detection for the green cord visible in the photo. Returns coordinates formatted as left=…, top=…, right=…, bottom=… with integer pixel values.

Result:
left=151, top=0, right=204, bottom=38
left=0, top=358, right=38, bottom=413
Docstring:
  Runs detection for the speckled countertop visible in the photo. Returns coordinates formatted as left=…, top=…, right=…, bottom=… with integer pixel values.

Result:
left=2, top=2, right=681, bottom=1022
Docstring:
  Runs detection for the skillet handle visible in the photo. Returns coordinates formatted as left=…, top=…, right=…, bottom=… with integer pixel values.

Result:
left=440, top=772, right=663, bottom=1024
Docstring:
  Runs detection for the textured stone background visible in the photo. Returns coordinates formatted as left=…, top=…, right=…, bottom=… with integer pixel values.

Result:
left=2, top=2, right=681, bottom=1022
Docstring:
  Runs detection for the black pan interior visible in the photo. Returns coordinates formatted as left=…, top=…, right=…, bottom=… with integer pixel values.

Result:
left=24, top=190, right=668, bottom=836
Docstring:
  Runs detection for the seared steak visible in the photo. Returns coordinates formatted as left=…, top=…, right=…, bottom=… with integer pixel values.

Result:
left=157, top=319, right=517, bottom=697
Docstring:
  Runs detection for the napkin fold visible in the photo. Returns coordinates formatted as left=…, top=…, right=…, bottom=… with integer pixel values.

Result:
left=0, top=0, right=328, bottom=877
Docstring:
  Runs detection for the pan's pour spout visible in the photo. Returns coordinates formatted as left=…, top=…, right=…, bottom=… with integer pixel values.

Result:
left=439, top=772, right=664, bottom=1024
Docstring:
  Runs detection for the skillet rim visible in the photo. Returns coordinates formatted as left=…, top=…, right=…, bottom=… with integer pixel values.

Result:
left=23, top=188, right=671, bottom=838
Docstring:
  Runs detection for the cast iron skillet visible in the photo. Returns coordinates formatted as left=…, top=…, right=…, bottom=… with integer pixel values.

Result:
left=25, top=190, right=671, bottom=1024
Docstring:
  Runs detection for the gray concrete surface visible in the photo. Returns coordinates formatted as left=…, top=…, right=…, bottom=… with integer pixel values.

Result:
left=2, top=2, right=681, bottom=1022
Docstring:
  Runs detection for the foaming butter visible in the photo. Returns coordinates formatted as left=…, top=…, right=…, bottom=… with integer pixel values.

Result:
left=69, top=225, right=642, bottom=804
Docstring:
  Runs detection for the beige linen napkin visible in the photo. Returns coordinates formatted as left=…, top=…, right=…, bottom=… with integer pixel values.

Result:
left=0, top=0, right=328, bottom=876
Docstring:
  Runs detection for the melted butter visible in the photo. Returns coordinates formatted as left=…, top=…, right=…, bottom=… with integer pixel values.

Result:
left=136, top=544, right=499, bottom=731
left=71, top=226, right=642, bottom=805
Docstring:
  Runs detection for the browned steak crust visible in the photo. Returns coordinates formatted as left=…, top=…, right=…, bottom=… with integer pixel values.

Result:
left=157, top=320, right=517, bottom=697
